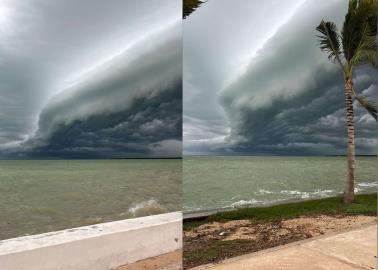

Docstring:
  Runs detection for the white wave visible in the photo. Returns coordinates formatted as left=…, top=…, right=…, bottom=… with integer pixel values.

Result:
left=311, top=189, right=335, bottom=197
left=280, top=189, right=337, bottom=199
left=357, top=181, right=378, bottom=188
left=230, top=199, right=261, bottom=208
left=280, top=190, right=303, bottom=195
left=193, top=184, right=372, bottom=213
left=255, top=189, right=274, bottom=195
left=354, top=181, right=378, bottom=193
left=127, top=199, right=167, bottom=217
left=280, top=190, right=310, bottom=198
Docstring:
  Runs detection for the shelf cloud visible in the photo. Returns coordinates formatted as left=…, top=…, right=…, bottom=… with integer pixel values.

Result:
left=0, top=0, right=182, bottom=158
left=184, top=0, right=377, bottom=155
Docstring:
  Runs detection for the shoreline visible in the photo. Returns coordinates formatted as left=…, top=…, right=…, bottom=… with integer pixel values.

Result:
left=183, top=191, right=376, bottom=221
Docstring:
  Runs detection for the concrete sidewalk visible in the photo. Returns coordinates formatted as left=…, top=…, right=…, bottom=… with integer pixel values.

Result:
left=192, top=224, right=377, bottom=270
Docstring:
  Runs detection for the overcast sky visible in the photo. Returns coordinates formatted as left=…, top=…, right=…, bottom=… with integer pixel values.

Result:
left=0, top=0, right=182, bottom=158
left=184, top=0, right=377, bottom=155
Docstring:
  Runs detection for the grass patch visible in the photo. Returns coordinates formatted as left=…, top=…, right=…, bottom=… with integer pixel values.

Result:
left=184, top=240, right=253, bottom=267
left=184, top=193, right=376, bottom=231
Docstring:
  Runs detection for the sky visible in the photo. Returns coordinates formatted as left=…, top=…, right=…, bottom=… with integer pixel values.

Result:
left=184, top=0, right=377, bottom=155
left=0, top=0, right=182, bottom=159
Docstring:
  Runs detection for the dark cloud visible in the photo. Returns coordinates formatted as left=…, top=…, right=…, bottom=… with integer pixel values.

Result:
left=18, top=83, right=182, bottom=158
left=183, top=0, right=307, bottom=154
left=0, top=1, right=182, bottom=158
left=185, top=0, right=377, bottom=155
left=221, top=65, right=377, bottom=155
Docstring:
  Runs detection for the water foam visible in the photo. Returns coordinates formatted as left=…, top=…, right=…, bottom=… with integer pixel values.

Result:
left=280, top=190, right=310, bottom=198
left=354, top=181, right=378, bottom=193
left=280, top=189, right=336, bottom=199
left=356, top=181, right=378, bottom=188
left=230, top=199, right=261, bottom=208
left=192, top=183, right=376, bottom=213
left=311, top=189, right=335, bottom=197
left=127, top=199, right=167, bottom=217
left=255, top=189, right=274, bottom=195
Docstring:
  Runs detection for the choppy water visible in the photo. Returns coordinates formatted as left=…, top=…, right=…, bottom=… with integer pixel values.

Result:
left=183, top=156, right=377, bottom=213
left=0, top=159, right=181, bottom=240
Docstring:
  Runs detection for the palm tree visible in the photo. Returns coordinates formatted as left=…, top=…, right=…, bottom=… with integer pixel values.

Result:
left=183, top=0, right=207, bottom=19
left=315, top=0, right=377, bottom=203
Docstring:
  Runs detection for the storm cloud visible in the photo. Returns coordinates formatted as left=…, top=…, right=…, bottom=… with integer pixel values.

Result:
left=184, top=0, right=377, bottom=155
left=0, top=0, right=182, bottom=158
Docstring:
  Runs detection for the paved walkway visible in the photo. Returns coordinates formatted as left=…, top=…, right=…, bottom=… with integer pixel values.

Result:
left=115, top=250, right=182, bottom=270
left=192, top=224, right=377, bottom=270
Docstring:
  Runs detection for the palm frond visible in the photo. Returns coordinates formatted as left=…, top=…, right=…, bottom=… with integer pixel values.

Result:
left=183, top=0, right=207, bottom=19
left=350, top=22, right=377, bottom=67
left=342, top=0, right=377, bottom=63
left=315, top=20, right=342, bottom=64
left=355, top=95, right=378, bottom=120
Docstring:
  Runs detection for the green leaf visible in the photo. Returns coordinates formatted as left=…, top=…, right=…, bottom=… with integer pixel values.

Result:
left=349, top=23, right=377, bottom=67
left=342, top=0, right=377, bottom=64
left=183, top=0, right=206, bottom=19
left=315, top=20, right=342, bottom=63
left=355, top=95, right=378, bottom=121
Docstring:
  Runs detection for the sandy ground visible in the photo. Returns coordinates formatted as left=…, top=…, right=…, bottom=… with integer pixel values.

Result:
left=184, top=215, right=376, bottom=269
left=191, top=224, right=377, bottom=270
left=185, top=215, right=376, bottom=241
left=115, top=250, right=182, bottom=270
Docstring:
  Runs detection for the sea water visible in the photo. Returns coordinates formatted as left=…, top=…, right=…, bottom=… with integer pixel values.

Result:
left=0, top=159, right=181, bottom=240
left=183, top=156, right=377, bottom=213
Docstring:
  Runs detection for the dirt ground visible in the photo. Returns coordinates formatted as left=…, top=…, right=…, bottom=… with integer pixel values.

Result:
left=184, top=215, right=376, bottom=269
left=115, top=250, right=182, bottom=270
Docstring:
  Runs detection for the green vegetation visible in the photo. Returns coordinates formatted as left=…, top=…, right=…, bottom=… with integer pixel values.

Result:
left=184, top=193, right=377, bottom=230
left=183, top=0, right=206, bottom=19
left=185, top=240, right=253, bottom=266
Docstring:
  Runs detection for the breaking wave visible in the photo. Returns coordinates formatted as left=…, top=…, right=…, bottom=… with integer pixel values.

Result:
left=230, top=199, right=262, bottom=208
left=355, top=181, right=378, bottom=192
left=356, top=181, right=378, bottom=188
left=226, top=183, right=377, bottom=210
left=127, top=199, right=168, bottom=217
left=255, top=189, right=274, bottom=195
left=228, top=189, right=337, bottom=209
left=280, top=189, right=335, bottom=199
left=186, top=181, right=377, bottom=212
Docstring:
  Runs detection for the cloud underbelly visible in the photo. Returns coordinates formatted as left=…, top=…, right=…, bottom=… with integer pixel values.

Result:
left=4, top=23, right=182, bottom=158
left=31, top=84, right=182, bottom=158
left=218, top=0, right=377, bottom=155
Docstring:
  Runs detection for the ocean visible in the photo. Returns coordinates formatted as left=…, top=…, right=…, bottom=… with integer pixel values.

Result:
left=1, top=156, right=376, bottom=240
left=183, top=156, right=377, bottom=213
left=0, top=159, right=181, bottom=240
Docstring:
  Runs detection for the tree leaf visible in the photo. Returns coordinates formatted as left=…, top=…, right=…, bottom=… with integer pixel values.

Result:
left=342, top=0, right=377, bottom=64
left=355, top=95, right=378, bottom=121
left=183, top=0, right=207, bottom=19
left=315, top=20, right=342, bottom=63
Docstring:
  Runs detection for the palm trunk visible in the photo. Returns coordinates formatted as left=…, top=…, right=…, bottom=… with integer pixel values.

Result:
left=343, top=78, right=355, bottom=204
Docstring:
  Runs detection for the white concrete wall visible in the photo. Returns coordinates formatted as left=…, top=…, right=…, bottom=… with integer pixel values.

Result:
left=0, top=212, right=182, bottom=270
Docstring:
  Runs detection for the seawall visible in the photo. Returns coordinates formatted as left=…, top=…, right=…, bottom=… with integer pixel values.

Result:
left=0, top=212, right=182, bottom=270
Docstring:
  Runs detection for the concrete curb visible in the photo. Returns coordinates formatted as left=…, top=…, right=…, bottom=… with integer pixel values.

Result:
left=0, top=212, right=182, bottom=270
